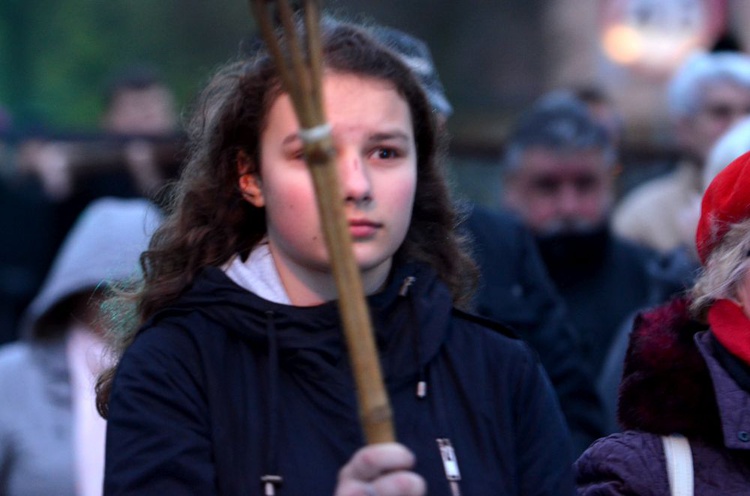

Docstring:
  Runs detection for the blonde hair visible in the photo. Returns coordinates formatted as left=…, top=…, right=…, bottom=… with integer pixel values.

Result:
left=691, top=217, right=750, bottom=318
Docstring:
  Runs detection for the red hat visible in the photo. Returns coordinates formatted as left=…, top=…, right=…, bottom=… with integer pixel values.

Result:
left=696, top=151, right=750, bottom=264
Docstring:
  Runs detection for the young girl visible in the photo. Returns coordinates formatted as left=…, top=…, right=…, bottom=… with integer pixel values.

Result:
left=98, top=19, right=574, bottom=496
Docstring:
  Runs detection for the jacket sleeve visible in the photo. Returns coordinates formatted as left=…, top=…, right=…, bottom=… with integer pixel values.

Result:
left=511, top=343, right=577, bottom=496
left=574, top=431, right=668, bottom=496
left=104, top=324, right=216, bottom=495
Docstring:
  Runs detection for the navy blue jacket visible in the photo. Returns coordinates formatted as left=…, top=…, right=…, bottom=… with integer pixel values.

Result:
left=464, top=206, right=606, bottom=454
left=104, top=262, right=575, bottom=495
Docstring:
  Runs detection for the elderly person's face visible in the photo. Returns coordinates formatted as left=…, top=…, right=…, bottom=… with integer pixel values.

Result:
left=677, top=81, right=750, bottom=163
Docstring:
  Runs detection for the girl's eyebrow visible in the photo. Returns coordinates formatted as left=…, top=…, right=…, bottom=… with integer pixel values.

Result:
left=367, top=131, right=411, bottom=143
left=281, top=133, right=302, bottom=146
left=281, top=130, right=412, bottom=146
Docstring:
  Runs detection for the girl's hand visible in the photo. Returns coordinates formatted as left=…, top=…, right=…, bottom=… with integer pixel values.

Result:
left=334, top=443, right=426, bottom=496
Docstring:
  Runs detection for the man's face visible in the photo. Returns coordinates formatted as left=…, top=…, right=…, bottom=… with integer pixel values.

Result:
left=677, top=80, right=750, bottom=163
left=503, top=147, right=614, bottom=235
left=103, top=85, right=177, bottom=135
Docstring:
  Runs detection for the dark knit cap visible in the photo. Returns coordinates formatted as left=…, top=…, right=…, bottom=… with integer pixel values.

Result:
left=507, top=93, right=611, bottom=151
left=372, top=26, right=453, bottom=117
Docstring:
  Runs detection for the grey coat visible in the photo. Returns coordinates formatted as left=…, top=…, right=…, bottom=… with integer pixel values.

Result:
left=0, top=197, right=159, bottom=495
left=0, top=338, right=76, bottom=495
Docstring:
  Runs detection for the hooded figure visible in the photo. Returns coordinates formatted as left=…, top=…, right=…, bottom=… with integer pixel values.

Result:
left=0, top=197, right=160, bottom=496
left=575, top=151, right=750, bottom=494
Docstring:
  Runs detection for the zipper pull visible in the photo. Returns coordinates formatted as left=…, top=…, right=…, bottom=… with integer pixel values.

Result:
left=436, top=438, right=462, bottom=496
left=261, top=475, right=283, bottom=496
left=399, top=276, right=416, bottom=296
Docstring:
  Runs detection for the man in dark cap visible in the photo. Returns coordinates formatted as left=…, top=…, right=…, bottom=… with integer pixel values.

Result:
left=501, top=93, right=685, bottom=389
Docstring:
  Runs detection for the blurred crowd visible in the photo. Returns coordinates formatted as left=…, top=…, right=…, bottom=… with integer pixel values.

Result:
left=0, top=65, right=182, bottom=345
left=3, top=16, right=750, bottom=496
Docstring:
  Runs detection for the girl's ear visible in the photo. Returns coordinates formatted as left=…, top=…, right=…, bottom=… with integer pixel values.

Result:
left=237, top=151, right=265, bottom=207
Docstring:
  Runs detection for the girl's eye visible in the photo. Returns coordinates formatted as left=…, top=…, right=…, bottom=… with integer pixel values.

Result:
left=286, top=149, right=305, bottom=161
left=373, top=147, right=399, bottom=160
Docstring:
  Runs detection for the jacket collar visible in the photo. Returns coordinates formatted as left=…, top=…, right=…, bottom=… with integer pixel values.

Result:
left=619, top=296, right=750, bottom=449
left=696, top=331, right=750, bottom=450
left=149, top=261, right=453, bottom=382
left=618, top=297, right=719, bottom=441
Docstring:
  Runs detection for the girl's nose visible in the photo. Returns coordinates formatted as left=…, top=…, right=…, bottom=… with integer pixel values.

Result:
left=339, top=151, right=372, bottom=205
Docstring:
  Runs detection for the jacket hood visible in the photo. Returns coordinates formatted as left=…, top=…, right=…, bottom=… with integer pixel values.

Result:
left=150, top=261, right=454, bottom=381
left=21, top=197, right=161, bottom=339
left=618, top=296, right=721, bottom=440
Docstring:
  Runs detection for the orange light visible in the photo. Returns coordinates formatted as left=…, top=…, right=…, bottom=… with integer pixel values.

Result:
left=602, top=24, right=643, bottom=65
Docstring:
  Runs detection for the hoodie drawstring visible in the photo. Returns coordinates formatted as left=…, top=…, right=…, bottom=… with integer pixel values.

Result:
left=261, top=310, right=283, bottom=496
left=399, top=276, right=428, bottom=399
left=259, top=274, right=460, bottom=495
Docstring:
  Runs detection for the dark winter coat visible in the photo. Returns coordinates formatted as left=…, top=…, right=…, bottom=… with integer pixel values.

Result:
left=464, top=205, right=606, bottom=455
left=104, top=261, right=575, bottom=495
left=535, top=225, right=663, bottom=377
left=575, top=297, right=750, bottom=495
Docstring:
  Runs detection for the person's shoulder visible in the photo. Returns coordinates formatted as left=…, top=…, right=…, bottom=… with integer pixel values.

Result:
left=0, top=341, right=60, bottom=416
left=112, top=320, right=215, bottom=405
left=132, top=283, right=236, bottom=352
left=452, top=308, right=520, bottom=340
left=614, top=170, right=683, bottom=219
left=575, top=431, right=667, bottom=495
left=0, top=340, right=60, bottom=383
left=610, top=232, right=662, bottom=265
left=464, top=204, right=526, bottom=238
left=449, top=308, right=537, bottom=361
left=126, top=316, right=210, bottom=360
left=0, top=341, right=32, bottom=370
left=462, top=204, right=534, bottom=269
left=623, top=168, right=684, bottom=200
left=579, top=430, right=663, bottom=458
left=0, top=342, right=35, bottom=394
left=612, top=173, right=687, bottom=249
left=465, top=203, right=518, bottom=226
left=609, top=235, right=696, bottom=295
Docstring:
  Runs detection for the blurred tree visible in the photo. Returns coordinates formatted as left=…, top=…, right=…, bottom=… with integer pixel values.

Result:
left=0, top=0, right=549, bottom=141
left=0, top=0, right=252, bottom=130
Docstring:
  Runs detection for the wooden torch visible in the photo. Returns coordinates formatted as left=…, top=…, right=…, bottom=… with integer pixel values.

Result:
left=248, top=0, right=395, bottom=445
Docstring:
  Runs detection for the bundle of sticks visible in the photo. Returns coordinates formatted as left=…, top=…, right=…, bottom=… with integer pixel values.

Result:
left=248, top=0, right=395, bottom=445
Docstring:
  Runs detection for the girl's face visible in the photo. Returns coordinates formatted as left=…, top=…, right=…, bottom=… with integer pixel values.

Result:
left=243, top=72, right=417, bottom=303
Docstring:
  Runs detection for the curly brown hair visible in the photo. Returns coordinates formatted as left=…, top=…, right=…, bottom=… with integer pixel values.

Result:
left=96, top=18, right=477, bottom=416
